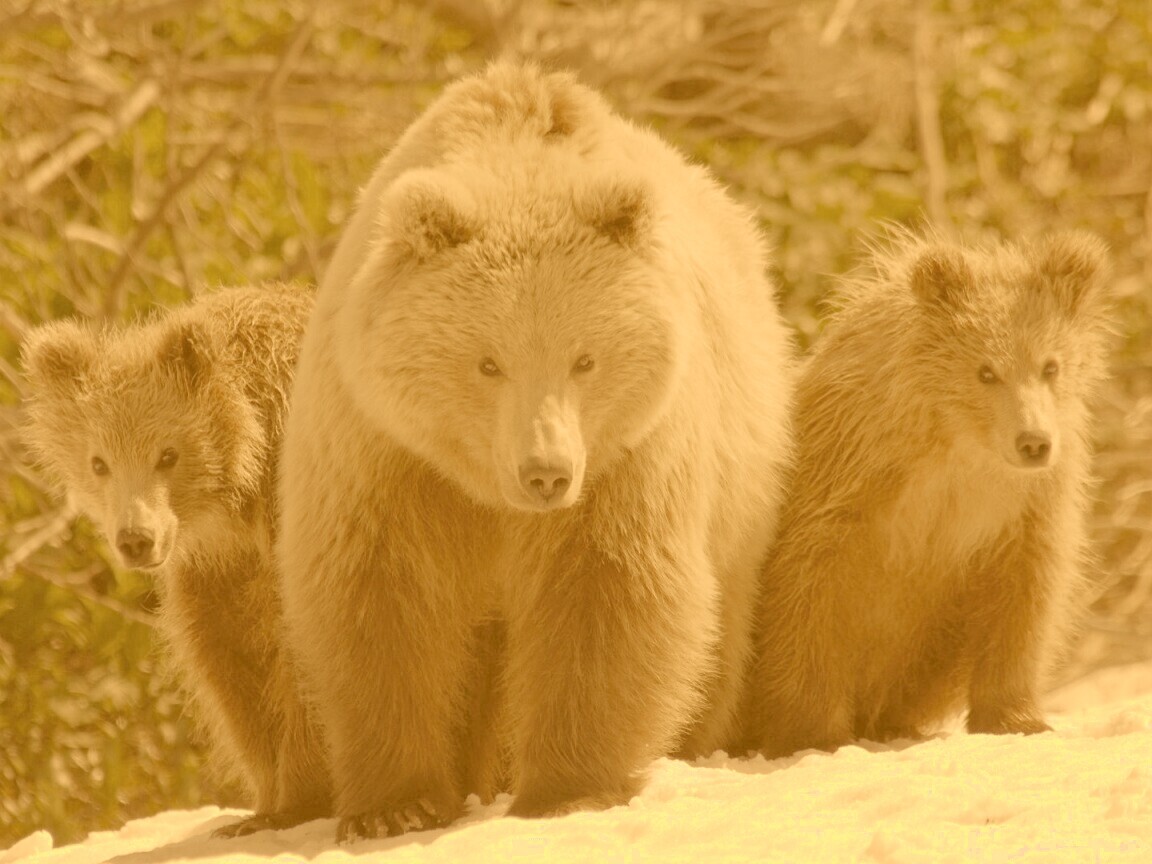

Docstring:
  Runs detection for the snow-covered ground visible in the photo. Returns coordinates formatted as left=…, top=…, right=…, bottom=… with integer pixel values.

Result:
left=6, top=661, right=1152, bottom=864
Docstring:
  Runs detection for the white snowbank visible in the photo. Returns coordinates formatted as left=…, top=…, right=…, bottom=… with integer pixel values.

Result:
left=6, top=662, right=1152, bottom=864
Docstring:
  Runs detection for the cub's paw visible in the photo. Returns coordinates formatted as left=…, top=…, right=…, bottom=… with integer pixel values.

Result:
left=211, top=808, right=322, bottom=839
left=967, top=709, right=1052, bottom=736
left=212, top=817, right=261, bottom=840
left=336, top=798, right=454, bottom=843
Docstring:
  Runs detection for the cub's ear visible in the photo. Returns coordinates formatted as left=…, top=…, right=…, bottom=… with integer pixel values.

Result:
left=909, top=245, right=976, bottom=308
left=577, top=178, right=653, bottom=249
left=1034, top=231, right=1111, bottom=314
left=158, top=319, right=214, bottom=388
left=383, top=171, right=477, bottom=263
left=21, top=320, right=97, bottom=396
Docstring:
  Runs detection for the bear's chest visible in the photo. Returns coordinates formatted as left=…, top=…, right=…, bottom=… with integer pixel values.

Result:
left=880, top=445, right=1027, bottom=580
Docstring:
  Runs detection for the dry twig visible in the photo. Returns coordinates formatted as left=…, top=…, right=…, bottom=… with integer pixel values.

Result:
left=1, top=504, right=76, bottom=581
left=911, top=4, right=951, bottom=233
left=101, top=10, right=319, bottom=317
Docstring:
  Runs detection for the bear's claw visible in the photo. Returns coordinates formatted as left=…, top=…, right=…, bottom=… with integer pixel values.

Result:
left=967, top=709, right=1052, bottom=736
left=336, top=798, right=447, bottom=843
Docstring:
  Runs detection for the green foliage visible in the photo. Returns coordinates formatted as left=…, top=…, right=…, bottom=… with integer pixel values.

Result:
left=709, top=142, right=923, bottom=346
left=0, top=552, right=208, bottom=847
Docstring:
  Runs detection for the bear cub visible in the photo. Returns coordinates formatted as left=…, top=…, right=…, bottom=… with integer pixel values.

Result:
left=21, top=284, right=329, bottom=835
left=745, top=230, right=1113, bottom=757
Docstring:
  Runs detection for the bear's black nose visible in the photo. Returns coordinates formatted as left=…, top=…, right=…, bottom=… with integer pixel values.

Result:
left=117, top=528, right=155, bottom=565
left=1016, top=431, right=1051, bottom=466
left=519, top=459, right=572, bottom=502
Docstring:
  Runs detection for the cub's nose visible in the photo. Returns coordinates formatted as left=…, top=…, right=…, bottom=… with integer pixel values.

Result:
left=116, top=528, right=155, bottom=565
left=519, top=459, right=572, bottom=503
left=1016, top=431, right=1052, bottom=466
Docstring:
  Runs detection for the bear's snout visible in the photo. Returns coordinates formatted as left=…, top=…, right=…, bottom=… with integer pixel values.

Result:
left=999, top=382, right=1060, bottom=471
left=501, top=390, right=586, bottom=511
left=1015, top=430, right=1052, bottom=468
left=519, top=457, right=573, bottom=505
left=116, top=527, right=157, bottom=568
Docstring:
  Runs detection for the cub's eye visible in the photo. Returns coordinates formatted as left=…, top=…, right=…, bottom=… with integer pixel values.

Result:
left=156, top=448, right=179, bottom=470
left=1042, top=360, right=1059, bottom=379
left=91, top=456, right=108, bottom=476
left=479, top=357, right=502, bottom=377
left=978, top=365, right=999, bottom=384
left=572, top=354, right=595, bottom=374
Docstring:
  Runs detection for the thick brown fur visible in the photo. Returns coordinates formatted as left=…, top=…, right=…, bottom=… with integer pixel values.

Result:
left=21, top=284, right=330, bottom=833
left=743, top=229, right=1115, bottom=758
left=278, top=61, right=795, bottom=841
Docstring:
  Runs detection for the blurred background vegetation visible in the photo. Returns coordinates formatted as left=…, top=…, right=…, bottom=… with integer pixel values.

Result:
left=1, top=0, right=1149, bottom=848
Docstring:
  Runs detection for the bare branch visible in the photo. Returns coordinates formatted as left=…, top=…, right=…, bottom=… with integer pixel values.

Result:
left=101, top=12, right=319, bottom=317
left=912, top=4, right=950, bottom=233
left=0, top=502, right=76, bottom=581
left=20, top=79, right=162, bottom=197
left=23, top=561, right=158, bottom=627
left=273, top=114, right=322, bottom=283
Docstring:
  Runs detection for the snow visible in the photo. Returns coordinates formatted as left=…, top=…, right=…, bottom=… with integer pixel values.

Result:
left=6, top=662, right=1152, bottom=864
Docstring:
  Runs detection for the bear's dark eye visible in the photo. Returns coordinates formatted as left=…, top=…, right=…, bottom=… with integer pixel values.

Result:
left=91, top=456, right=109, bottom=476
left=1042, top=360, right=1059, bottom=379
left=479, top=357, right=502, bottom=377
left=156, top=448, right=179, bottom=470
left=572, top=354, right=595, bottom=374
left=978, top=365, right=999, bottom=384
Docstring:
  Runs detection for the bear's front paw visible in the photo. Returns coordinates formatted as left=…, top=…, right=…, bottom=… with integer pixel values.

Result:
left=336, top=798, right=452, bottom=843
left=212, top=816, right=264, bottom=840
left=212, top=807, right=325, bottom=839
left=967, top=708, right=1052, bottom=736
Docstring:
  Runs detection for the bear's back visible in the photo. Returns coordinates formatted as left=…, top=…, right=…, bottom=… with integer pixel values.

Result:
left=177, top=283, right=313, bottom=443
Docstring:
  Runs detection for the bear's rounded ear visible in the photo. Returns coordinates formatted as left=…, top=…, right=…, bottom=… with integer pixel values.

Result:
left=446, top=61, right=585, bottom=140
left=543, top=84, right=581, bottom=137
left=539, top=68, right=588, bottom=137
left=578, top=178, right=653, bottom=249
left=21, top=320, right=97, bottom=396
left=1033, top=231, right=1111, bottom=314
left=158, top=319, right=213, bottom=388
left=909, top=245, right=975, bottom=308
left=383, top=172, right=476, bottom=263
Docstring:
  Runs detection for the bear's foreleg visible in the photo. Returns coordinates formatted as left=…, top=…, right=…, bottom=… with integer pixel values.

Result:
left=964, top=513, right=1070, bottom=736
left=282, top=530, right=478, bottom=841
left=163, top=551, right=283, bottom=811
left=745, top=544, right=859, bottom=758
left=504, top=513, right=716, bottom=818
left=209, top=642, right=333, bottom=838
left=271, top=646, right=332, bottom=818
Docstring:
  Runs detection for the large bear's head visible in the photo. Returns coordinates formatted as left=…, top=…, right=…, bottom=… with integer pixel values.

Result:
left=335, top=163, right=693, bottom=512
left=22, top=314, right=264, bottom=570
